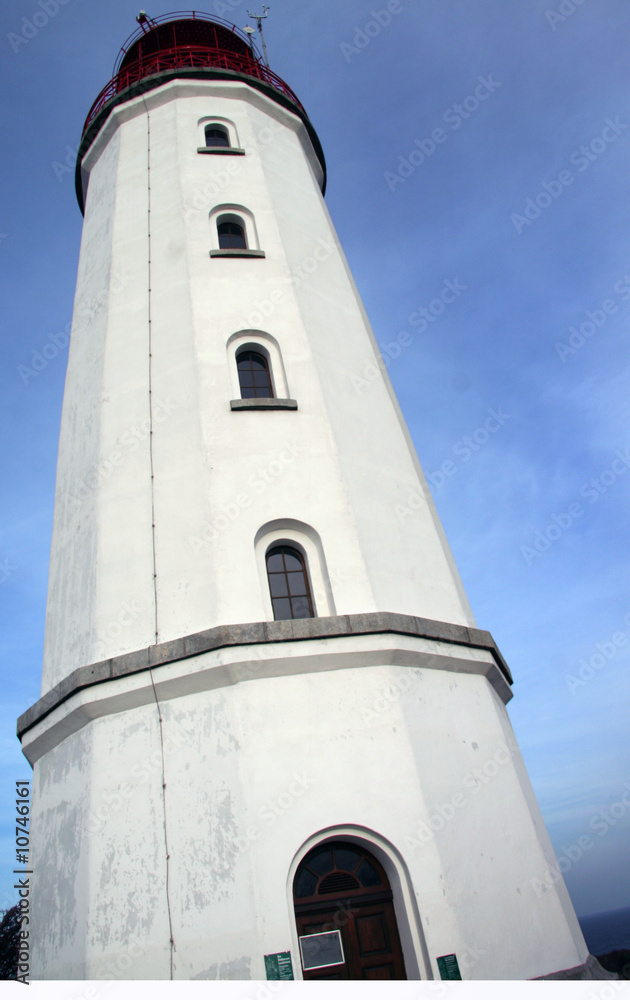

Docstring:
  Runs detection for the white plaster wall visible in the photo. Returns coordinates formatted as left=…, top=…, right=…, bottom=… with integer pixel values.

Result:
left=28, top=659, right=586, bottom=980
left=42, top=80, right=475, bottom=694
left=29, top=725, right=92, bottom=978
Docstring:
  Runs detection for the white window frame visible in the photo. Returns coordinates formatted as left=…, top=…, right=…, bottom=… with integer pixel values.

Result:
left=227, top=330, right=290, bottom=400
left=197, top=115, right=241, bottom=150
left=255, top=520, right=337, bottom=621
left=209, top=204, right=260, bottom=252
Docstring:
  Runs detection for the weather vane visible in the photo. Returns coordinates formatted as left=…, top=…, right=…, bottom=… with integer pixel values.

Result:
left=247, top=6, right=270, bottom=67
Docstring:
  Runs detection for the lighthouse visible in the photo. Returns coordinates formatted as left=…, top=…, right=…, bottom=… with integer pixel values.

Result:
left=18, top=11, right=599, bottom=980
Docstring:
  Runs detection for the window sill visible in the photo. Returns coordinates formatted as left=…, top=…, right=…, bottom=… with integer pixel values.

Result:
left=209, top=249, right=266, bottom=258
left=197, top=146, right=246, bottom=155
left=230, top=398, right=298, bottom=411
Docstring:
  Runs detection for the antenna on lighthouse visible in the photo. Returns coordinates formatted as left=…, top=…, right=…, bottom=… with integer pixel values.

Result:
left=247, top=6, right=270, bottom=67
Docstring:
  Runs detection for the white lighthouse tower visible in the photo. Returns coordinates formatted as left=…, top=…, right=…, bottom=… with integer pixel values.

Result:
left=19, top=11, right=601, bottom=981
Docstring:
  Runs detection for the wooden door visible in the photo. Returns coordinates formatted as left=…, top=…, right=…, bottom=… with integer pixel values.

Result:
left=294, top=842, right=407, bottom=980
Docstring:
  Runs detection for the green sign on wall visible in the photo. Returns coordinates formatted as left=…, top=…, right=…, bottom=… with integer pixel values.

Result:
left=264, top=951, right=294, bottom=980
left=437, top=953, right=462, bottom=980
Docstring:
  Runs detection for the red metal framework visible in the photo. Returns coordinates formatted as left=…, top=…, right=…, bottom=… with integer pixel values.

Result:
left=82, top=11, right=305, bottom=136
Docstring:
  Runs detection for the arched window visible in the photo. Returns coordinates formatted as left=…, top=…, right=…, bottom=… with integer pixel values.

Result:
left=294, top=841, right=407, bottom=980
left=236, top=349, right=274, bottom=399
left=266, top=546, right=314, bottom=620
left=218, top=220, right=247, bottom=249
left=205, top=124, right=230, bottom=148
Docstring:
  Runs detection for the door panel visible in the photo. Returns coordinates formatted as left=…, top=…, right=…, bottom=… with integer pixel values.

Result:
left=356, top=911, right=389, bottom=955
left=363, top=963, right=396, bottom=979
left=297, top=899, right=406, bottom=980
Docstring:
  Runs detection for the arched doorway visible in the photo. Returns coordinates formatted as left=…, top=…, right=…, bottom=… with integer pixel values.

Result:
left=293, top=841, right=407, bottom=980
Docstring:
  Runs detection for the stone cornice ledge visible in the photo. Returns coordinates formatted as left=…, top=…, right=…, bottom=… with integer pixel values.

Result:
left=17, top=612, right=512, bottom=740
left=230, top=398, right=298, bottom=410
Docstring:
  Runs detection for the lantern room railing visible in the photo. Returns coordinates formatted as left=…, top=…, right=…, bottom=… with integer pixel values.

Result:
left=82, top=12, right=305, bottom=136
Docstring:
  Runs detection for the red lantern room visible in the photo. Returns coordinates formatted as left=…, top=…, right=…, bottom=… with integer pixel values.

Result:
left=76, top=10, right=324, bottom=210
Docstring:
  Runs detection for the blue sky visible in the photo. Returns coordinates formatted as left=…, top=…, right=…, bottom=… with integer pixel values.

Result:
left=0, top=0, right=629, bottom=925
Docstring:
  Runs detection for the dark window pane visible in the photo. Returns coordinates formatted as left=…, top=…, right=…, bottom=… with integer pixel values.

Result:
left=287, top=571, right=307, bottom=596
left=295, top=868, right=318, bottom=898
left=356, top=858, right=381, bottom=886
left=306, top=850, right=334, bottom=876
left=218, top=222, right=246, bottom=249
left=237, top=351, right=272, bottom=399
left=238, top=351, right=265, bottom=367
left=272, top=597, right=292, bottom=620
left=267, top=546, right=314, bottom=621
left=283, top=551, right=303, bottom=572
left=240, top=385, right=256, bottom=398
left=291, top=597, right=311, bottom=618
left=334, top=848, right=362, bottom=873
left=267, top=551, right=285, bottom=572
left=205, top=127, right=229, bottom=147
left=268, top=574, right=288, bottom=598
left=238, top=351, right=266, bottom=368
